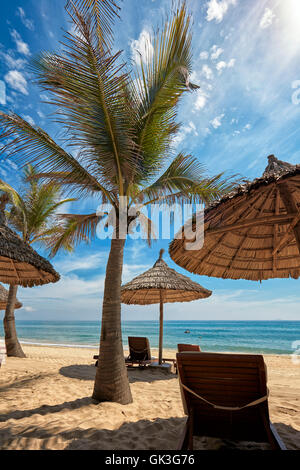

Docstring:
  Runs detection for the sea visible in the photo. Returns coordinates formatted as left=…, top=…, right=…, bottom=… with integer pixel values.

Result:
left=1, top=320, right=300, bottom=355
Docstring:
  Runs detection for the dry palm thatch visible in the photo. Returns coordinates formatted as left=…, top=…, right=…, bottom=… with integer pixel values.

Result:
left=169, top=155, right=300, bottom=281
left=0, top=211, right=60, bottom=287
left=121, top=249, right=211, bottom=364
left=0, top=283, right=22, bottom=310
left=121, top=249, right=212, bottom=304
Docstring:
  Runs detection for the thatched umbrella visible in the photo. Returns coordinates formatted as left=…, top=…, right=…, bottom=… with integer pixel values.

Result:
left=121, top=249, right=212, bottom=364
left=0, top=209, right=60, bottom=356
left=0, top=283, right=22, bottom=310
left=0, top=212, right=60, bottom=287
left=169, top=155, right=300, bottom=281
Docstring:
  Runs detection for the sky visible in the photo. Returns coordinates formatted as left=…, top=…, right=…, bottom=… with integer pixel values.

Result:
left=0, top=0, right=300, bottom=321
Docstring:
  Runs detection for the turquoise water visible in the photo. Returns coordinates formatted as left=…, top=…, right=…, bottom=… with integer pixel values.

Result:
left=1, top=321, right=300, bottom=354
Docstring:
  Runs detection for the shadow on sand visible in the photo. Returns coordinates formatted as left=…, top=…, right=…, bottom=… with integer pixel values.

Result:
left=1, top=415, right=297, bottom=450
left=59, top=364, right=176, bottom=383
left=0, top=416, right=185, bottom=450
left=0, top=396, right=96, bottom=423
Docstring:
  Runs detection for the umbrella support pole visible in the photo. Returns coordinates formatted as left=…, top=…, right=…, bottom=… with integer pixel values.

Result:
left=159, top=291, right=163, bottom=365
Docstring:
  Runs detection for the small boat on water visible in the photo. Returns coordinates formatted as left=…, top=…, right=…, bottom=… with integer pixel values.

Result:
left=184, top=330, right=190, bottom=334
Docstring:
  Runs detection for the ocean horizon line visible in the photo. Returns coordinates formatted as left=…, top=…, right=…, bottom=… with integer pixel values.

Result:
left=13, top=319, right=300, bottom=323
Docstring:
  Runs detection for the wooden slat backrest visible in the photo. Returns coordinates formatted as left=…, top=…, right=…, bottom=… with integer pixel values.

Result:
left=178, top=344, right=201, bottom=352
left=128, top=337, right=151, bottom=360
left=177, top=352, right=270, bottom=442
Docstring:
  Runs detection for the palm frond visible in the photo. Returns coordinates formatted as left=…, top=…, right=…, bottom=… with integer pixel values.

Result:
left=0, top=112, right=115, bottom=203
left=129, top=2, right=199, bottom=184
left=137, top=153, right=241, bottom=206
left=46, top=212, right=101, bottom=257
left=1, top=165, right=80, bottom=252
left=30, top=6, right=140, bottom=195
left=0, top=180, right=26, bottom=214
left=67, top=0, right=121, bottom=52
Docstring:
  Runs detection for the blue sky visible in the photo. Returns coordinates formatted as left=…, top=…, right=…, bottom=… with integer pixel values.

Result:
left=0, top=0, right=300, bottom=321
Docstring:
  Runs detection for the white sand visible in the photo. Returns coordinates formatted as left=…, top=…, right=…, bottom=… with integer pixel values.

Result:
left=0, top=345, right=299, bottom=450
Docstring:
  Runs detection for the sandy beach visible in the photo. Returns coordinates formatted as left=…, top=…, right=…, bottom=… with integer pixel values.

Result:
left=0, top=344, right=299, bottom=450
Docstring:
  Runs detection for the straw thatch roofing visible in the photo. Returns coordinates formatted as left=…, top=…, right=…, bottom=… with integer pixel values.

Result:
left=0, top=283, right=22, bottom=310
left=0, top=211, right=60, bottom=287
left=169, top=155, right=300, bottom=281
left=121, top=249, right=212, bottom=304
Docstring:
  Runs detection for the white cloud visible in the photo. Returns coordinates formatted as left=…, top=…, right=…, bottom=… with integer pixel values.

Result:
left=17, top=258, right=151, bottom=320
left=199, top=51, right=209, bottom=60
left=37, top=110, right=45, bottom=119
left=130, top=29, right=153, bottom=65
left=260, top=8, right=276, bottom=29
left=55, top=253, right=106, bottom=275
left=216, top=58, right=235, bottom=73
left=201, top=64, right=214, bottom=80
left=206, top=0, right=237, bottom=23
left=22, top=115, right=35, bottom=126
left=0, top=80, right=6, bottom=105
left=194, top=89, right=208, bottom=110
left=211, top=45, right=224, bottom=60
left=244, top=123, right=251, bottom=130
left=188, top=121, right=198, bottom=134
left=10, top=29, right=30, bottom=56
left=216, top=61, right=227, bottom=72
left=4, top=70, right=28, bottom=95
left=54, top=251, right=150, bottom=283
left=21, top=306, right=36, bottom=312
left=0, top=51, right=26, bottom=70
left=20, top=274, right=106, bottom=306
left=165, top=289, right=300, bottom=320
left=0, top=167, right=8, bottom=178
left=16, top=7, right=34, bottom=31
left=7, top=159, right=18, bottom=171
left=210, top=113, right=225, bottom=128
left=173, top=120, right=199, bottom=146
left=40, top=93, right=50, bottom=102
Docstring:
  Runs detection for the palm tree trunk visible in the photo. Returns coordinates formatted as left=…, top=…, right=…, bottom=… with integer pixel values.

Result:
left=92, top=237, right=132, bottom=404
left=3, top=285, right=26, bottom=358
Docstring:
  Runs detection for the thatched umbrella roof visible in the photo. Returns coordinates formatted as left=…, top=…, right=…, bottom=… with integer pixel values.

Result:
left=0, top=283, right=22, bottom=310
left=0, top=211, right=60, bottom=287
left=121, top=249, right=211, bottom=364
left=169, top=155, right=300, bottom=281
left=121, top=250, right=212, bottom=304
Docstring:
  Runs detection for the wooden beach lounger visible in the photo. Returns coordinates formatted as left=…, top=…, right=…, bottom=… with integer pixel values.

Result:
left=94, top=336, right=176, bottom=370
left=178, top=343, right=201, bottom=352
left=93, top=336, right=153, bottom=367
left=93, top=336, right=154, bottom=368
left=125, top=336, right=156, bottom=368
left=126, top=337, right=177, bottom=370
left=176, top=352, right=286, bottom=450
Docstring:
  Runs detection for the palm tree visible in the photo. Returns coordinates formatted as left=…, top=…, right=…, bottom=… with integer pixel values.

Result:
left=0, top=1, right=239, bottom=402
left=0, top=165, right=74, bottom=357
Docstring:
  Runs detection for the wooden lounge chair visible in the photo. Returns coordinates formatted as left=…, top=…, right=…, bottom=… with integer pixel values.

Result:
left=93, top=336, right=155, bottom=368
left=126, top=337, right=177, bottom=371
left=125, top=336, right=156, bottom=368
left=178, top=343, right=201, bottom=352
left=94, top=337, right=177, bottom=371
left=176, top=352, right=286, bottom=450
